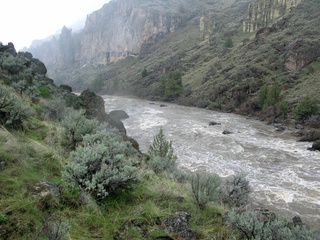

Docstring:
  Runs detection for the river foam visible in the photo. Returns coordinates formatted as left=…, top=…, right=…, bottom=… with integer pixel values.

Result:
left=103, top=95, right=320, bottom=227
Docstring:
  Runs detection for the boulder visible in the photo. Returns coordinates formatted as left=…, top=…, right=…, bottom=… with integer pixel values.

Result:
left=209, top=121, right=221, bottom=126
left=309, top=140, right=320, bottom=151
left=298, top=130, right=320, bottom=142
left=292, top=215, right=303, bottom=227
left=274, top=124, right=285, bottom=132
left=80, top=89, right=106, bottom=122
left=79, top=89, right=126, bottom=134
left=163, top=211, right=198, bottom=240
left=109, top=110, right=129, bottom=120
left=59, top=84, right=73, bottom=93
left=31, top=58, right=47, bottom=75
left=222, top=130, right=232, bottom=135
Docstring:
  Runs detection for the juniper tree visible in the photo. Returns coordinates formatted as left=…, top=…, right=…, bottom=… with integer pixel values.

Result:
left=148, top=127, right=177, bottom=173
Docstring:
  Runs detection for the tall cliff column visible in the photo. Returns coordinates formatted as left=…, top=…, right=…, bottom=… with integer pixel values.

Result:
left=243, top=0, right=302, bottom=33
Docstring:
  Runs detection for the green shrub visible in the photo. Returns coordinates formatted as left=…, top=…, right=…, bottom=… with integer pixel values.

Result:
left=228, top=209, right=264, bottom=239
left=141, top=68, right=148, bottom=77
left=222, top=173, right=251, bottom=207
left=158, top=75, right=166, bottom=97
left=258, top=84, right=281, bottom=109
left=65, top=93, right=81, bottom=110
left=165, top=71, right=183, bottom=99
left=148, top=128, right=177, bottom=174
left=0, top=213, right=7, bottom=223
left=280, top=100, right=290, bottom=117
left=294, top=97, right=318, bottom=121
left=26, top=86, right=40, bottom=102
left=37, top=86, right=51, bottom=98
left=190, top=172, right=221, bottom=209
left=0, top=85, right=31, bottom=128
left=228, top=209, right=320, bottom=240
left=61, top=108, right=98, bottom=148
left=63, top=129, right=137, bottom=199
left=2, top=55, right=23, bottom=74
left=224, top=37, right=234, bottom=48
left=34, top=214, right=71, bottom=240
left=12, top=79, right=28, bottom=95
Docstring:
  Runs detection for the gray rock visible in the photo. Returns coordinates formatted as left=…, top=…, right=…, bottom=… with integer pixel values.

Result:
left=163, top=211, right=198, bottom=240
left=222, top=130, right=232, bottom=135
left=109, top=110, right=129, bottom=120
left=209, top=121, right=221, bottom=126
left=308, top=140, right=320, bottom=151
left=292, top=215, right=303, bottom=227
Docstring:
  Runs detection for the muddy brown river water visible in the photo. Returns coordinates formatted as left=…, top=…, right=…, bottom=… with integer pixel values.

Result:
left=103, top=95, right=320, bottom=227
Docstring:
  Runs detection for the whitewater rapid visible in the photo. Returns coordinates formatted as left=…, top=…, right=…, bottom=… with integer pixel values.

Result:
left=103, top=95, right=320, bottom=226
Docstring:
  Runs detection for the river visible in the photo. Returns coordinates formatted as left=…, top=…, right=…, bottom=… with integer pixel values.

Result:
left=103, top=95, right=320, bottom=227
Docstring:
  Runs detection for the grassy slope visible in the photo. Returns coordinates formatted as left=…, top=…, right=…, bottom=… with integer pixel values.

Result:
left=0, top=122, right=230, bottom=239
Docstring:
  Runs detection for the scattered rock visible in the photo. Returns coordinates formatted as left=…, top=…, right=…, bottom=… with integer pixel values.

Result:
left=80, top=89, right=106, bottom=121
left=292, top=215, right=303, bottom=227
left=298, top=130, right=320, bottom=142
left=222, top=130, right=232, bottom=135
left=79, top=89, right=127, bottom=134
left=59, top=84, right=73, bottom=93
left=123, top=135, right=140, bottom=151
left=209, top=121, right=221, bottom=126
left=163, top=211, right=198, bottom=240
left=109, top=110, right=129, bottom=120
left=308, top=140, right=320, bottom=151
left=274, top=124, right=285, bottom=132
left=33, top=181, right=61, bottom=198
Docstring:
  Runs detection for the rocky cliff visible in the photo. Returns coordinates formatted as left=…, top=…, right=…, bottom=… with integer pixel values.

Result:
left=81, top=0, right=182, bottom=65
left=243, top=0, right=302, bottom=32
left=29, top=0, right=184, bottom=68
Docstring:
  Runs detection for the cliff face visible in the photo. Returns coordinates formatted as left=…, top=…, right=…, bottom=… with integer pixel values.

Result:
left=81, top=0, right=181, bottom=64
left=243, top=0, right=302, bottom=32
left=29, top=0, right=182, bottom=68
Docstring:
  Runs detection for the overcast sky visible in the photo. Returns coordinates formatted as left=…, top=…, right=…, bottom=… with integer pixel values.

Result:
left=0, top=0, right=110, bottom=51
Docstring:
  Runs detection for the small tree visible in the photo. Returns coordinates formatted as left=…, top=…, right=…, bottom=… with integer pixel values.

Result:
left=294, top=97, right=318, bottom=121
left=258, top=84, right=281, bottom=109
left=61, top=108, right=98, bottom=148
left=190, top=172, right=221, bottom=209
left=224, top=37, right=234, bottom=48
left=158, top=75, right=166, bottom=97
left=222, top=173, right=251, bottom=207
left=63, top=130, right=137, bottom=199
left=165, top=71, right=183, bottom=99
left=148, top=127, right=177, bottom=173
left=141, top=68, right=148, bottom=77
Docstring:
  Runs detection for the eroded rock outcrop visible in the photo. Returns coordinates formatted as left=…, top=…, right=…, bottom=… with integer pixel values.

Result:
left=243, top=0, right=302, bottom=33
left=284, top=40, right=320, bottom=71
left=81, top=0, right=181, bottom=65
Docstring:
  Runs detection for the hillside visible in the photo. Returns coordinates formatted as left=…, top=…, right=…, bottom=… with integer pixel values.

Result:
left=1, top=42, right=320, bottom=239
